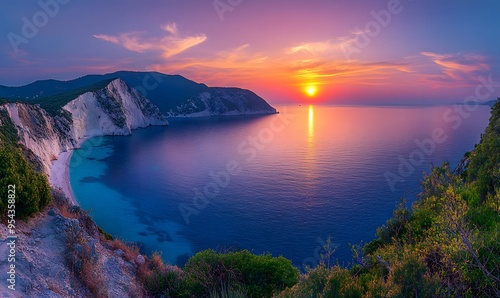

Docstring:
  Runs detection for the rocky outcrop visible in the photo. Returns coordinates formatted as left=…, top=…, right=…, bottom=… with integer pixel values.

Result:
left=1, top=79, right=168, bottom=174
left=168, top=87, right=277, bottom=117
left=0, top=192, right=147, bottom=297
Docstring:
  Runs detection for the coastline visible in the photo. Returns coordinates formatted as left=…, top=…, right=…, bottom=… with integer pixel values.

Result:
left=49, top=150, right=78, bottom=206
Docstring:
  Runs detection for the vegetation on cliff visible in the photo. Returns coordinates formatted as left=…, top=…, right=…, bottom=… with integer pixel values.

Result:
left=31, top=78, right=116, bottom=116
left=0, top=109, right=51, bottom=219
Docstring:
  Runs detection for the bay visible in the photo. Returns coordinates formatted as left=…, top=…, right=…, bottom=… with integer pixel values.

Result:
left=69, top=105, right=491, bottom=269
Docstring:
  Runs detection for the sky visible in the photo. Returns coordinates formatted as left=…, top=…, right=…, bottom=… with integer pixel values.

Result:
left=1, top=0, right=500, bottom=104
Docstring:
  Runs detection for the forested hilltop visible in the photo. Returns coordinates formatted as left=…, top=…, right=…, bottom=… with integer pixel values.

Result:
left=0, top=99, right=499, bottom=297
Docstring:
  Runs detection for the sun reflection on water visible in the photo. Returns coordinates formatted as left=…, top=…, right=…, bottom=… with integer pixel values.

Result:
left=308, top=105, right=314, bottom=143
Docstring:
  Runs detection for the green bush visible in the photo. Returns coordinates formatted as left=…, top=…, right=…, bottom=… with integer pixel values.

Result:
left=375, top=200, right=410, bottom=244
left=141, top=266, right=191, bottom=298
left=184, top=249, right=299, bottom=298
left=387, top=253, right=437, bottom=298
left=277, top=265, right=372, bottom=298
left=0, top=146, right=51, bottom=219
left=467, top=98, right=500, bottom=199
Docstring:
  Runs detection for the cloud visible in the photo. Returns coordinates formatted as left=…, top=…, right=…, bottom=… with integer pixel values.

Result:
left=155, top=38, right=415, bottom=90
left=94, top=23, right=207, bottom=58
left=161, top=23, right=177, bottom=35
left=282, top=38, right=414, bottom=87
left=151, top=43, right=271, bottom=87
left=282, top=58, right=413, bottom=87
left=286, top=40, right=338, bottom=55
left=420, top=52, right=490, bottom=85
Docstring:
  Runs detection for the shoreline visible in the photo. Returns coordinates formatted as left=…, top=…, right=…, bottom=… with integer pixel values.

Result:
left=49, top=136, right=94, bottom=206
left=49, top=150, right=78, bottom=206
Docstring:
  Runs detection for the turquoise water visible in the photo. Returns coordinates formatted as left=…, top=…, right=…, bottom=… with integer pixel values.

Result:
left=69, top=105, right=491, bottom=269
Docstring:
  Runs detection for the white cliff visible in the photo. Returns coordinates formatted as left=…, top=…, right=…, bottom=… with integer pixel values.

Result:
left=1, top=79, right=168, bottom=175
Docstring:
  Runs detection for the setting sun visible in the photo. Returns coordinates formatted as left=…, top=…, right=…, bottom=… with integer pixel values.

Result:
left=305, top=86, right=318, bottom=97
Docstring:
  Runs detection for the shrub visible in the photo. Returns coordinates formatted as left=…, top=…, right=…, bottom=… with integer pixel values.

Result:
left=375, top=200, right=410, bottom=244
left=277, top=265, right=373, bottom=298
left=467, top=98, right=500, bottom=199
left=386, top=253, right=436, bottom=298
left=184, top=249, right=299, bottom=298
left=0, top=146, right=51, bottom=219
left=138, top=252, right=191, bottom=298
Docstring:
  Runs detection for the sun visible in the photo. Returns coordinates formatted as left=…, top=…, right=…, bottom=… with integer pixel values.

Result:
left=305, top=85, right=317, bottom=97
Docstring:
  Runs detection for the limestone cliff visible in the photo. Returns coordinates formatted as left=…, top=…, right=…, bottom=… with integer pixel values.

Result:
left=1, top=79, right=168, bottom=174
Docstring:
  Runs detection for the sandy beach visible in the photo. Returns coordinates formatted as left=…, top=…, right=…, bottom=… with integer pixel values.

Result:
left=49, top=150, right=78, bottom=206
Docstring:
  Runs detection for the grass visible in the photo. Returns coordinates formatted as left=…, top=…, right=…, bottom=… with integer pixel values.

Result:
left=108, top=238, right=140, bottom=263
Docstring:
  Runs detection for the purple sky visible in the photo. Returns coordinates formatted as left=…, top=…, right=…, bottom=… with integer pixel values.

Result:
left=1, top=0, right=500, bottom=104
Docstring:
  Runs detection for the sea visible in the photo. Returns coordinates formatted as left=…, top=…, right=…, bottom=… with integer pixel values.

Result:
left=69, top=105, right=491, bottom=269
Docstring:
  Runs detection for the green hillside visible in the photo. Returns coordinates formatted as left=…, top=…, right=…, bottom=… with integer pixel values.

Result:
left=30, top=78, right=116, bottom=116
left=0, top=109, right=51, bottom=219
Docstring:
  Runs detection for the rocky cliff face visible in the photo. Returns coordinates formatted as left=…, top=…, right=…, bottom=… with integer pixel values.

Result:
left=0, top=71, right=278, bottom=118
left=1, top=79, right=168, bottom=174
left=168, top=87, right=277, bottom=117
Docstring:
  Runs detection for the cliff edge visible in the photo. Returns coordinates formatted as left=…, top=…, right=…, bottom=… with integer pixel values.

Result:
left=2, top=78, right=168, bottom=175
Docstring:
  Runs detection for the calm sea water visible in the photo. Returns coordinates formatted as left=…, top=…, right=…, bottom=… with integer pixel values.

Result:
left=69, top=105, right=491, bottom=269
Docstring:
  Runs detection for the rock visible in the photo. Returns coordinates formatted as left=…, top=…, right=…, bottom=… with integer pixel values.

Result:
left=74, top=243, right=83, bottom=255
left=48, top=207, right=57, bottom=216
left=87, top=237, right=98, bottom=261
left=136, top=254, right=145, bottom=264
left=69, top=205, right=81, bottom=214
left=114, top=249, right=124, bottom=257
left=69, top=219, right=81, bottom=232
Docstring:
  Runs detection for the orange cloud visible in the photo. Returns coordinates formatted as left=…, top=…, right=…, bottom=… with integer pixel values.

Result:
left=107, top=31, right=492, bottom=102
left=282, top=39, right=413, bottom=89
left=153, top=39, right=418, bottom=97
left=94, top=23, right=207, bottom=58
left=152, top=43, right=270, bottom=86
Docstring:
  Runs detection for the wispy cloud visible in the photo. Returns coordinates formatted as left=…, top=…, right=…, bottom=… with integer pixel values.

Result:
left=153, top=37, right=420, bottom=91
left=285, top=38, right=357, bottom=57
left=94, top=23, right=207, bottom=58
left=286, top=40, right=338, bottom=55
left=152, top=43, right=270, bottom=87
left=161, top=23, right=177, bottom=35
left=282, top=38, right=414, bottom=87
left=420, top=52, right=490, bottom=85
